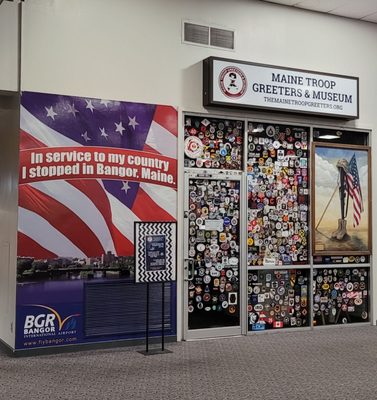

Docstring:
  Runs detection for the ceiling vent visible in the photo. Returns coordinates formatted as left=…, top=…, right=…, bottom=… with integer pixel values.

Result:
left=210, top=27, right=234, bottom=49
left=183, top=21, right=235, bottom=50
left=184, top=23, right=210, bottom=46
left=0, top=0, right=25, bottom=4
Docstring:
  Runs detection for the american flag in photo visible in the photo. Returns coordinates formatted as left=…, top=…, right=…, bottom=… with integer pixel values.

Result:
left=346, top=153, right=363, bottom=227
left=18, top=91, right=177, bottom=259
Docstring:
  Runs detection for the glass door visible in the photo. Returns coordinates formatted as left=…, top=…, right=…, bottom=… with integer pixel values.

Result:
left=184, top=171, right=243, bottom=339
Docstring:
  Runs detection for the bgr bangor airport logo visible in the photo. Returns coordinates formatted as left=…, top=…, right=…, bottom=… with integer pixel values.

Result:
left=23, top=304, right=80, bottom=338
left=219, top=66, right=247, bottom=98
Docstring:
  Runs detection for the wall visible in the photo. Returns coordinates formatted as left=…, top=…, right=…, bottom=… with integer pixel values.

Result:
left=0, top=0, right=20, bottom=349
left=20, top=0, right=377, bottom=123
left=0, top=2, right=19, bottom=347
left=0, top=93, right=19, bottom=348
left=0, top=1, right=19, bottom=92
left=19, top=0, right=377, bottom=340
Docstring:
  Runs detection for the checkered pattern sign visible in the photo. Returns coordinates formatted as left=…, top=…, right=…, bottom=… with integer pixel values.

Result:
left=135, top=222, right=176, bottom=283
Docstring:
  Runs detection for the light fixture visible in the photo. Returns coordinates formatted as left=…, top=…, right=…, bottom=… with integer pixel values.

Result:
left=317, top=130, right=342, bottom=140
left=252, top=124, right=264, bottom=133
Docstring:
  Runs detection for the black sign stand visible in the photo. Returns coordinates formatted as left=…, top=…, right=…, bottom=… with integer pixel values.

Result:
left=135, top=221, right=176, bottom=356
left=161, top=281, right=165, bottom=351
left=146, top=282, right=150, bottom=352
left=138, top=282, right=172, bottom=356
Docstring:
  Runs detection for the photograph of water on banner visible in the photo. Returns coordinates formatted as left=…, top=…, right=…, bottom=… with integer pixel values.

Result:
left=247, top=122, right=310, bottom=267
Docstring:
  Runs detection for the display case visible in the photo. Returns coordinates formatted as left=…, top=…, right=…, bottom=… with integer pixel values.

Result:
left=187, top=176, right=241, bottom=330
left=184, top=115, right=244, bottom=170
left=183, top=114, right=371, bottom=338
left=247, top=121, right=310, bottom=267
left=313, top=267, right=369, bottom=325
left=248, top=269, right=310, bottom=331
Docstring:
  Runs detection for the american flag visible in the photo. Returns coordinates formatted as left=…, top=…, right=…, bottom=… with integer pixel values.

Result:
left=346, top=154, right=363, bottom=227
left=18, top=91, right=177, bottom=259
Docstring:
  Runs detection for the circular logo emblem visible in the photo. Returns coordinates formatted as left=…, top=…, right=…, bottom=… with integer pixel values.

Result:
left=254, top=304, right=263, bottom=312
left=184, top=136, right=203, bottom=159
left=219, top=66, right=247, bottom=98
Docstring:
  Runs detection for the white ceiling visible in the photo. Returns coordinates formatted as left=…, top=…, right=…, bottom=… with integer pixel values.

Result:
left=262, top=0, right=377, bottom=23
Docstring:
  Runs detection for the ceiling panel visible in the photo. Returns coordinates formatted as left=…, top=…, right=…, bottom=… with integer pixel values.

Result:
left=362, top=12, right=377, bottom=23
left=329, top=0, right=377, bottom=19
left=261, top=0, right=377, bottom=23
left=263, top=0, right=300, bottom=6
left=294, top=0, right=354, bottom=13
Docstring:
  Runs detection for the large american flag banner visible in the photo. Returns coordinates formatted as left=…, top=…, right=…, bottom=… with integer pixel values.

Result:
left=346, top=153, right=363, bottom=227
left=18, top=91, right=177, bottom=259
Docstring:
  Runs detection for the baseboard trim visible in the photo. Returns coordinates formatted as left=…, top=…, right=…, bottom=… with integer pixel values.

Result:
left=0, top=338, right=16, bottom=356
left=1, top=336, right=177, bottom=358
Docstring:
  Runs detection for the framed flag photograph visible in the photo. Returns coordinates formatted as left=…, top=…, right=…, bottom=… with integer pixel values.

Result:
left=134, top=221, right=176, bottom=283
left=312, top=143, right=371, bottom=255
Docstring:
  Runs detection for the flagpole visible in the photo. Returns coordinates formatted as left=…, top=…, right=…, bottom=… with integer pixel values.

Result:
left=315, top=184, right=339, bottom=230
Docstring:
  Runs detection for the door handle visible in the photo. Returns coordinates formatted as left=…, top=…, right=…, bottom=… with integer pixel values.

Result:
left=184, top=259, right=195, bottom=281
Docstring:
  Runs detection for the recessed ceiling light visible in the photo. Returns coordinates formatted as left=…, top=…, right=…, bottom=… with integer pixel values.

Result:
left=318, top=134, right=339, bottom=139
left=317, top=130, right=342, bottom=140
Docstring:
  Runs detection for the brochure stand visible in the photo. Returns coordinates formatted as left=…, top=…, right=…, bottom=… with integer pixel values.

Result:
left=134, top=221, right=176, bottom=356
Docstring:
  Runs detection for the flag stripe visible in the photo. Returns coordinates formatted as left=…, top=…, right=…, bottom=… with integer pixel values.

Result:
left=67, top=179, right=134, bottom=255
left=346, top=154, right=362, bottom=227
left=20, top=129, right=47, bottom=150
left=102, top=186, right=140, bottom=244
left=18, top=231, right=57, bottom=259
left=142, top=144, right=161, bottom=155
left=19, top=126, right=136, bottom=256
left=145, top=120, right=177, bottom=159
left=21, top=106, right=79, bottom=147
left=18, top=207, right=86, bottom=258
left=132, top=188, right=174, bottom=222
left=152, top=105, right=178, bottom=137
left=30, top=180, right=116, bottom=255
left=139, top=183, right=177, bottom=219
left=110, top=225, right=135, bottom=256
left=19, top=185, right=105, bottom=257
